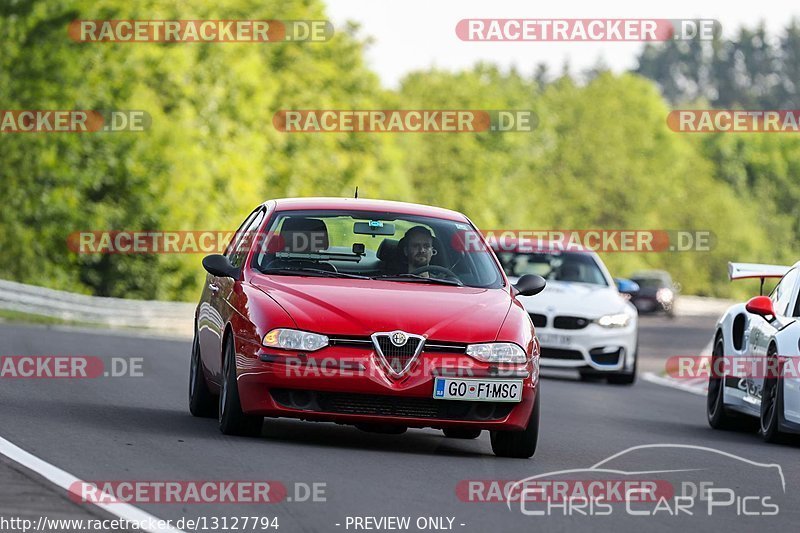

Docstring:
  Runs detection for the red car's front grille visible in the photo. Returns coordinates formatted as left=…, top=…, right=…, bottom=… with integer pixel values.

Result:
left=270, top=389, right=514, bottom=421
left=321, top=392, right=439, bottom=418
left=374, top=335, right=422, bottom=374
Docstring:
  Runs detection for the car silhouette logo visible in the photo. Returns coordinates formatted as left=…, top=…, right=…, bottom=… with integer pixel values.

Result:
left=391, top=331, right=408, bottom=346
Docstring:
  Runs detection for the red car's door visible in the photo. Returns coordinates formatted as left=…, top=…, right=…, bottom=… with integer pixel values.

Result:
left=198, top=207, right=264, bottom=385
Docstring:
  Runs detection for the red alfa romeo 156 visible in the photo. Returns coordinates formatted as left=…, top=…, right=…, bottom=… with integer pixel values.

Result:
left=189, top=198, right=546, bottom=457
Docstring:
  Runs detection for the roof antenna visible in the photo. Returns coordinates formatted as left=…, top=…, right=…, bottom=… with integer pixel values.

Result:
left=354, top=186, right=359, bottom=199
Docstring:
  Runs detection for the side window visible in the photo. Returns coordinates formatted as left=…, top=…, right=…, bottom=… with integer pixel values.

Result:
left=771, top=268, right=797, bottom=316
left=229, top=209, right=266, bottom=268
left=224, top=209, right=260, bottom=257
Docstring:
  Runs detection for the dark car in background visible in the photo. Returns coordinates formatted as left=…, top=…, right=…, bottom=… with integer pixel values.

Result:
left=629, top=270, right=678, bottom=316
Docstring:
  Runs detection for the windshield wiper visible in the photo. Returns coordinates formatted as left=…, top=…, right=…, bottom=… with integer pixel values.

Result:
left=372, top=274, right=462, bottom=286
left=260, top=267, right=370, bottom=280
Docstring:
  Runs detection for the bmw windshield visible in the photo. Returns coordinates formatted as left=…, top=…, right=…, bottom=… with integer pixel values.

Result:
left=251, top=210, right=504, bottom=289
left=496, top=250, right=609, bottom=287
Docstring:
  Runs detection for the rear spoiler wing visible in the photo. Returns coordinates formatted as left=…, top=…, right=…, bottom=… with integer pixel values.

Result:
left=728, top=262, right=791, bottom=294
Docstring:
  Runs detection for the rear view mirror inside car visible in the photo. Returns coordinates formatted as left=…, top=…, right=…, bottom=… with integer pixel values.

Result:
left=354, top=221, right=395, bottom=236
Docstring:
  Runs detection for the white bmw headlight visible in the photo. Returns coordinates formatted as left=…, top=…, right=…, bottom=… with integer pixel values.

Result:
left=596, top=313, right=631, bottom=328
left=466, top=343, right=527, bottom=364
left=263, top=329, right=328, bottom=351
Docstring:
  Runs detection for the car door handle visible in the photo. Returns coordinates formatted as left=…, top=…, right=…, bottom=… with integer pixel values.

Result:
left=208, top=282, right=220, bottom=294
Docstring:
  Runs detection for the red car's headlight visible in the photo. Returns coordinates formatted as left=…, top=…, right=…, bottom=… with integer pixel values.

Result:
left=263, top=329, right=329, bottom=351
left=465, top=342, right=527, bottom=363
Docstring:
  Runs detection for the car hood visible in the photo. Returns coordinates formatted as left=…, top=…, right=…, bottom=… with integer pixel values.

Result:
left=511, top=278, right=626, bottom=317
left=250, top=274, right=513, bottom=342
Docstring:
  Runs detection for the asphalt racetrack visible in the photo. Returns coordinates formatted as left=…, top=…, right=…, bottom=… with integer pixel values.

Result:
left=1, top=314, right=798, bottom=532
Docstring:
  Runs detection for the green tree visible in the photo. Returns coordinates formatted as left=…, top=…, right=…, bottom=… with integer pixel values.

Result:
left=0, top=0, right=404, bottom=300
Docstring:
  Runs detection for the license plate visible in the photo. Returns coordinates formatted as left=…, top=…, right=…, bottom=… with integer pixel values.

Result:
left=433, top=378, right=523, bottom=402
left=538, top=333, right=572, bottom=347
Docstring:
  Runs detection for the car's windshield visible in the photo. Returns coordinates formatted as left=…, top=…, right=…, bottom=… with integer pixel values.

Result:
left=250, top=210, right=504, bottom=289
left=631, top=277, right=668, bottom=289
left=496, top=250, right=609, bottom=286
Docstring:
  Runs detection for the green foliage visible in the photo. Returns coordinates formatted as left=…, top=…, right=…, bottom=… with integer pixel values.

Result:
left=397, top=70, right=772, bottom=297
left=635, top=19, right=800, bottom=109
left=0, top=4, right=796, bottom=301
left=0, top=0, right=399, bottom=299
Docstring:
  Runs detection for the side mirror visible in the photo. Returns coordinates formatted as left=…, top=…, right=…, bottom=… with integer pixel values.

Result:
left=615, top=278, right=640, bottom=297
left=745, top=296, right=775, bottom=318
left=202, top=254, right=239, bottom=279
left=514, top=274, right=547, bottom=297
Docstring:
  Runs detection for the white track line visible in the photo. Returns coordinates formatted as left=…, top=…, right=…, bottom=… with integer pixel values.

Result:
left=641, top=372, right=706, bottom=396
left=641, top=338, right=714, bottom=396
left=0, top=436, right=186, bottom=533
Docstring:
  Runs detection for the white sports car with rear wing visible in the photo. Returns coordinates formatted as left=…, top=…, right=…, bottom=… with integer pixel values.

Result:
left=707, top=261, right=800, bottom=442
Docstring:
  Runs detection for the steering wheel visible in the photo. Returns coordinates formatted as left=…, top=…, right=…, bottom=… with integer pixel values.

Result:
left=410, top=265, right=461, bottom=283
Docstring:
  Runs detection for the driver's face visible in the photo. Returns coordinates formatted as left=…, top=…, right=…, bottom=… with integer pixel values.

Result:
left=407, top=234, right=433, bottom=268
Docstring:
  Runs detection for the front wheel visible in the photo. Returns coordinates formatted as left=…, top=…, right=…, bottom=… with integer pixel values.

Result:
left=189, top=331, right=217, bottom=418
left=219, top=336, right=263, bottom=437
left=490, top=392, right=540, bottom=458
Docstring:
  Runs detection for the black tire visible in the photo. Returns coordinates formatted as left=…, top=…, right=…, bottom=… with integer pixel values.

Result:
left=607, top=344, right=637, bottom=385
left=707, top=335, right=757, bottom=432
left=219, top=335, right=263, bottom=437
left=443, top=428, right=482, bottom=439
left=490, top=392, right=540, bottom=458
left=760, top=345, right=786, bottom=443
left=189, top=330, right=217, bottom=418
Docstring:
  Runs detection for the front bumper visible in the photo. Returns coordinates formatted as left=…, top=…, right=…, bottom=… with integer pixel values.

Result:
left=537, top=322, right=637, bottom=372
left=234, top=341, right=537, bottom=430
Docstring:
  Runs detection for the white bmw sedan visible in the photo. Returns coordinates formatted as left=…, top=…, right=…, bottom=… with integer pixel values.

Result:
left=492, top=242, right=639, bottom=384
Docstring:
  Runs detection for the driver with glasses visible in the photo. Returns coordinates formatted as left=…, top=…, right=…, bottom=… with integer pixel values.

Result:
left=402, top=225, right=436, bottom=275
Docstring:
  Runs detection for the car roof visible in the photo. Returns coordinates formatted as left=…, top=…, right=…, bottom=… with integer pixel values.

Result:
left=265, top=197, right=469, bottom=222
